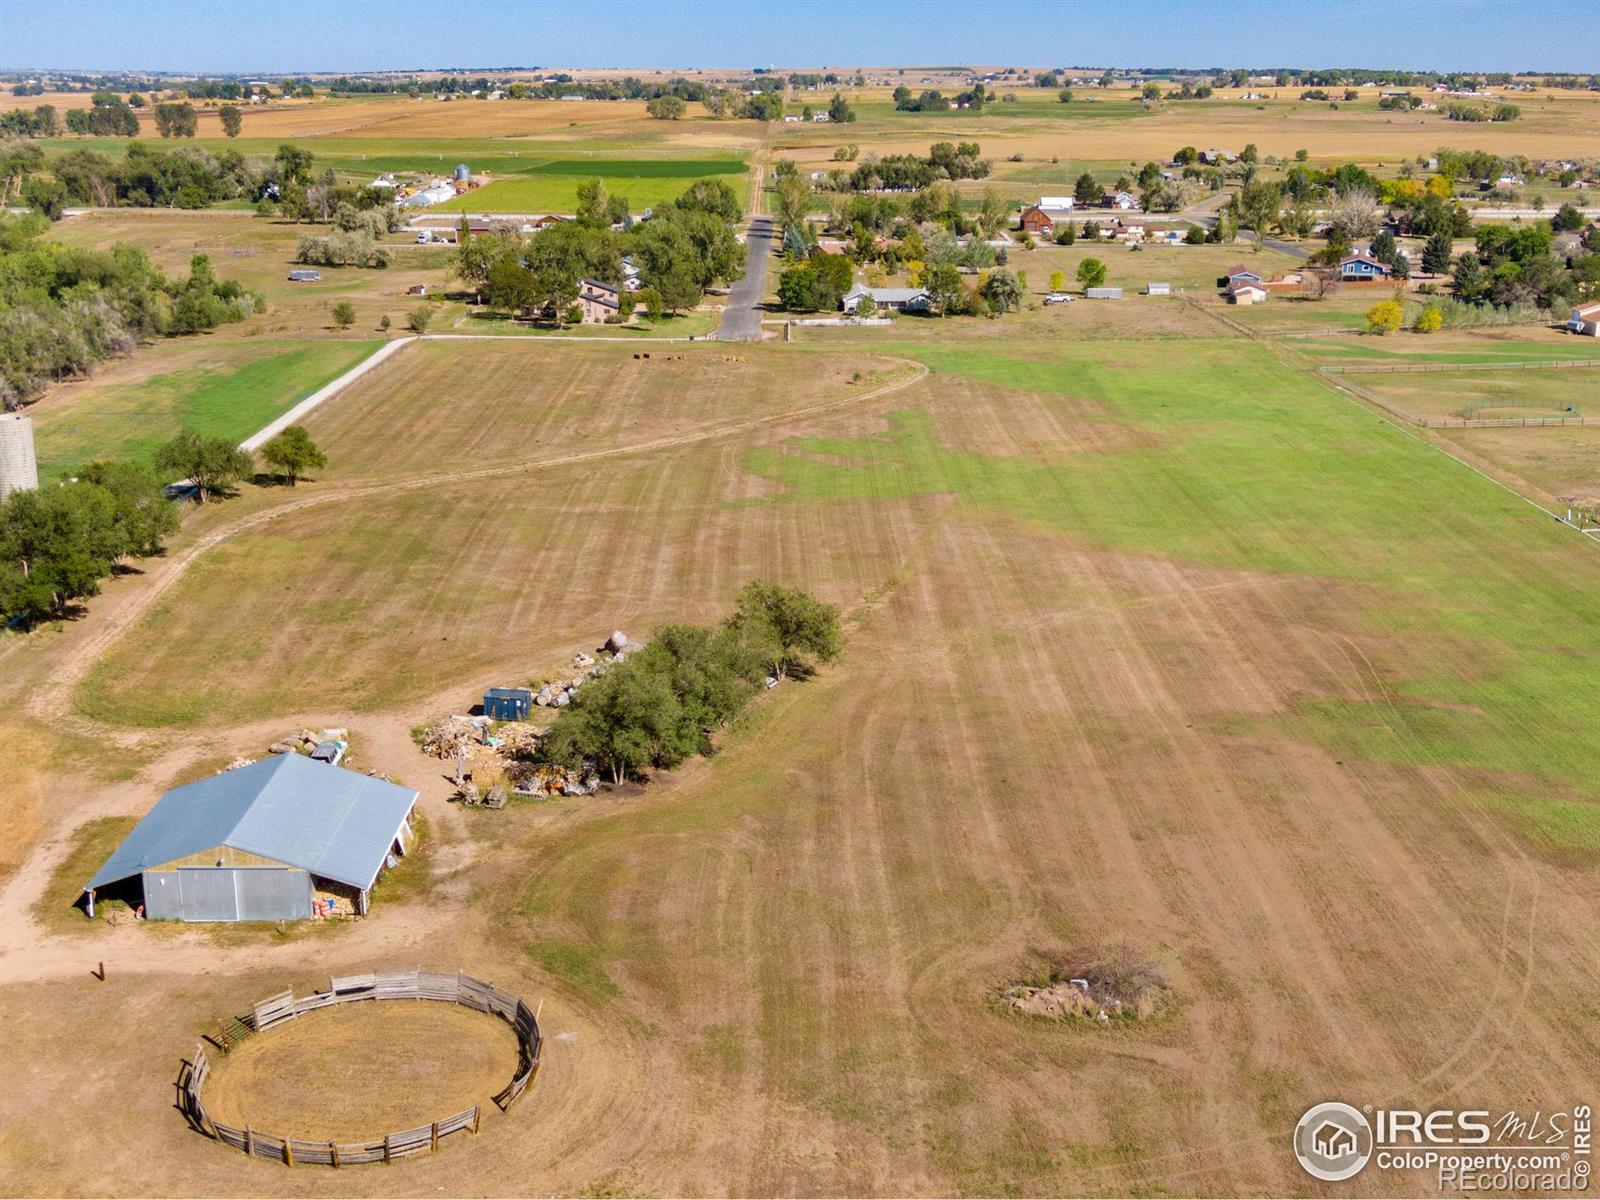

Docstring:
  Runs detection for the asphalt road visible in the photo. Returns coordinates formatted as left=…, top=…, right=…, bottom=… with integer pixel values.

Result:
left=714, top=216, right=776, bottom=341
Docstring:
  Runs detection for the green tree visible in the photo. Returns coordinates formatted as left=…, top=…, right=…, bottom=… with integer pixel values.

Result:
left=982, top=269, right=1022, bottom=313
left=154, top=429, right=252, bottom=502
left=774, top=173, right=812, bottom=237
left=73, top=461, right=179, bottom=560
left=1076, top=257, right=1107, bottom=290
left=1552, top=203, right=1585, bottom=232
left=924, top=261, right=964, bottom=315
left=484, top=256, right=539, bottom=313
left=407, top=305, right=433, bottom=332
left=259, top=425, right=327, bottom=486
left=379, top=313, right=391, bottom=331
left=273, top=143, right=314, bottom=185
left=1058, top=87, right=1074, bottom=104
left=331, top=300, right=356, bottom=328
left=218, top=104, right=242, bottom=137
left=153, top=102, right=197, bottom=137
left=1073, top=171, right=1101, bottom=206
left=730, top=581, right=841, bottom=678
left=827, top=93, right=856, bottom=123
left=1451, top=252, right=1486, bottom=302
left=645, top=95, right=687, bottom=120
left=1235, top=179, right=1282, bottom=246
left=1421, top=229, right=1455, bottom=275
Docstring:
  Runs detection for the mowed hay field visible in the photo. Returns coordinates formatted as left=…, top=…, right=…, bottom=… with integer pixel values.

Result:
left=6, top=328, right=1595, bottom=1195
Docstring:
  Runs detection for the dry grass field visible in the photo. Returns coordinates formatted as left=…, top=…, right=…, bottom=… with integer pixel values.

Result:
left=3, top=319, right=1600, bottom=1196
left=200, top=1002, right=519, bottom=1141
left=2, top=69, right=1599, bottom=1199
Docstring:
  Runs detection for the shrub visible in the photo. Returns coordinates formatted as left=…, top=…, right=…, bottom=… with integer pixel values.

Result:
left=1413, top=305, right=1443, bottom=333
left=1366, top=297, right=1403, bottom=335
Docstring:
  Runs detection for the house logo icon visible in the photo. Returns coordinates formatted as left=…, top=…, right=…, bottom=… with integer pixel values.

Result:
left=1294, top=1102, right=1373, bottom=1181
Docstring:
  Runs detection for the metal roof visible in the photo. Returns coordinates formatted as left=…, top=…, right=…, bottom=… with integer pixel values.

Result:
left=86, top=755, right=418, bottom=893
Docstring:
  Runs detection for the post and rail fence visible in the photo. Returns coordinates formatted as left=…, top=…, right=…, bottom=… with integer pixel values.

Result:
left=179, top=969, right=540, bottom=1167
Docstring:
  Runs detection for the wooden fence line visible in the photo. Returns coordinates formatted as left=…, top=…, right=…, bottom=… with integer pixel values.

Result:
left=180, top=970, right=541, bottom=1168
left=1322, top=358, right=1600, bottom=375
left=1317, top=369, right=1596, bottom=429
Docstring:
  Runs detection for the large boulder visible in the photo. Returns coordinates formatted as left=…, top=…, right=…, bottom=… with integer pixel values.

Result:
left=606, top=630, right=629, bottom=653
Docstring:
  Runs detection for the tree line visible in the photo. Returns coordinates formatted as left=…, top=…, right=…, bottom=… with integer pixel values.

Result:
left=540, top=582, right=841, bottom=784
left=0, top=423, right=326, bottom=628
left=0, top=215, right=258, bottom=410
left=460, top=178, right=745, bottom=323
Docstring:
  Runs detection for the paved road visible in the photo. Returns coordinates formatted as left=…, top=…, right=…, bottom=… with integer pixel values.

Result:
left=1188, top=211, right=1311, bottom=260
left=714, top=215, right=776, bottom=341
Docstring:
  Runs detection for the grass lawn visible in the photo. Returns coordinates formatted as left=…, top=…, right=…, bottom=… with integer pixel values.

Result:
left=30, top=338, right=379, bottom=479
left=31, top=816, right=137, bottom=933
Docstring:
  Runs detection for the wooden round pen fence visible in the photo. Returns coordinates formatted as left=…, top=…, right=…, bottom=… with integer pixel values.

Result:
left=178, top=970, right=541, bottom=1167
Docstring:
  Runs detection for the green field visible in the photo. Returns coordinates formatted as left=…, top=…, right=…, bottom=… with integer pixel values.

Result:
left=31, top=338, right=379, bottom=478
left=439, top=167, right=749, bottom=213
left=517, top=157, right=746, bottom=178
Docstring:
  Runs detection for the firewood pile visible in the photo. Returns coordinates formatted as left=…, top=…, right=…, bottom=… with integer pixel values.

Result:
left=419, top=631, right=647, bottom=805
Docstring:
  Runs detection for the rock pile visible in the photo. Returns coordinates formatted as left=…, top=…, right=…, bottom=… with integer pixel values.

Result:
left=532, top=633, right=645, bottom=708
left=267, top=727, right=347, bottom=756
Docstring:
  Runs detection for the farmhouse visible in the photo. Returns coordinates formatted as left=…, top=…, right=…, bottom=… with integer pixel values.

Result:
left=1339, top=252, right=1393, bottom=282
left=83, top=755, right=418, bottom=922
left=1222, top=264, right=1263, bottom=288
left=1101, top=190, right=1139, bottom=210
left=577, top=278, right=622, bottom=323
left=841, top=284, right=930, bottom=314
left=1568, top=301, right=1600, bottom=336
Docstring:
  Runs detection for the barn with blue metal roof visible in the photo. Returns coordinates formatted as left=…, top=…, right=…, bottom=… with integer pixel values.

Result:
left=83, top=754, right=418, bottom=922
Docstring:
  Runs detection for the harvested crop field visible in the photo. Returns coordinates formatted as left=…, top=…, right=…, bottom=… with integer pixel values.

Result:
left=6, top=322, right=1600, bottom=1197
left=200, top=1002, right=518, bottom=1141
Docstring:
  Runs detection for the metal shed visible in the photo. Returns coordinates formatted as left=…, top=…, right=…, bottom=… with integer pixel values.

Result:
left=484, top=687, right=533, bottom=721
left=84, top=755, right=417, bottom=922
left=1086, top=287, right=1124, bottom=299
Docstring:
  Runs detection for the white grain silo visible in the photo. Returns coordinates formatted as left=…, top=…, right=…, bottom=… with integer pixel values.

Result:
left=0, top=412, right=40, bottom=501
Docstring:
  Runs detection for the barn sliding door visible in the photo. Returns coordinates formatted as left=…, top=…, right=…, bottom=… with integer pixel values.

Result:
left=176, top=868, right=239, bottom=921
left=234, top=869, right=313, bottom=920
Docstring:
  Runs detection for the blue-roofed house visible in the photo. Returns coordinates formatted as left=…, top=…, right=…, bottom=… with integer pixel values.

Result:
left=83, top=755, right=418, bottom=922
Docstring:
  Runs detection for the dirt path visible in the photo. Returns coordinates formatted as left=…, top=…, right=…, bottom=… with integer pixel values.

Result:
left=11, top=354, right=929, bottom=738
left=0, top=354, right=930, bottom=988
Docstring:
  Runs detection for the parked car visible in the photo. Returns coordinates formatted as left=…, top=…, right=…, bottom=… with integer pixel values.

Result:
left=1044, top=292, right=1075, bottom=305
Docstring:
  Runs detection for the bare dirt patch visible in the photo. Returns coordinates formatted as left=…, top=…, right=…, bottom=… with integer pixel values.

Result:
left=201, top=1001, right=518, bottom=1141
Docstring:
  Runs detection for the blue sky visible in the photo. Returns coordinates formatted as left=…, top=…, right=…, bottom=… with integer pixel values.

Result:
left=4, top=0, right=1590, bottom=74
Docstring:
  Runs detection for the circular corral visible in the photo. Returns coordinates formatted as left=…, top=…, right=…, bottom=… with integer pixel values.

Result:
left=180, top=971, right=542, bottom=1166
left=202, top=1001, right=518, bottom=1141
